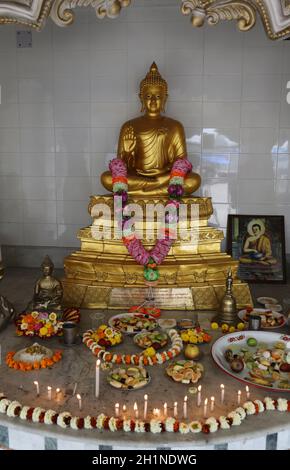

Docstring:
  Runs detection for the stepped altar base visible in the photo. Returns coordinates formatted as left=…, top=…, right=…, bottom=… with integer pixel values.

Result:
left=62, top=195, right=253, bottom=310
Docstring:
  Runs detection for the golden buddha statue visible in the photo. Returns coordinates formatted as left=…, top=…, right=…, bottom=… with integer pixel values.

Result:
left=27, top=255, right=63, bottom=311
left=62, top=63, right=252, bottom=311
left=101, top=62, right=201, bottom=196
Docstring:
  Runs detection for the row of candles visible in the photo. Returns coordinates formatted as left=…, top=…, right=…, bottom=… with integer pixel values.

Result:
left=115, top=385, right=250, bottom=420
left=32, top=378, right=251, bottom=418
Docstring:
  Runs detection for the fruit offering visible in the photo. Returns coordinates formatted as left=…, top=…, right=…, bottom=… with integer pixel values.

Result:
left=166, top=360, right=204, bottom=384
left=134, top=331, right=168, bottom=350
left=107, top=366, right=150, bottom=390
left=91, top=325, right=123, bottom=348
left=223, top=339, right=290, bottom=389
left=180, top=327, right=212, bottom=344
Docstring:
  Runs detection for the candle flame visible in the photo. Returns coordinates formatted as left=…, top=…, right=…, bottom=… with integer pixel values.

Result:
left=204, top=398, right=208, bottom=405
left=238, top=390, right=241, bottom=395
left=122, top=405, right=127, bottom=411
left=133, top=402, right=138, bottom=410
left=211, top=396, right=215, bottom=401
left=33, top=381, right=38, bottom=385
left=56, top=388, right=60, bottom=393
left=96, top=359, right=101, bottom=366
left=184, top=395, right=188, bottom=402
left=174, top=401, right=178, bottom=406
left=144, top=394, right=148, bottom=400
left=198, top=385, right=202, bottom=391
left=220, top=384, right=224, bottom=389
left=76, top=394, right=81, bottom=400
left=47, top=386, right=52, bottom=391
left=246, top=386, right=249, bottom=391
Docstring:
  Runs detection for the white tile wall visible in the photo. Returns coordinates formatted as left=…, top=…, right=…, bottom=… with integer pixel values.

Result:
left=0, top=3, right=289, bottom=251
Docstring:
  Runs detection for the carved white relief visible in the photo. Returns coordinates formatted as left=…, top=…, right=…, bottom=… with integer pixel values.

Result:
left=0, top=0, right=52, bottom=29
left=50, top=0, right=131, bottom=27
left=0, top=1, right=290, bottom=40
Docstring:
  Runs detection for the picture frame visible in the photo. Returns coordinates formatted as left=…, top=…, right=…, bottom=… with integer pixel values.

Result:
left=227, top=215, right=287, bottom=284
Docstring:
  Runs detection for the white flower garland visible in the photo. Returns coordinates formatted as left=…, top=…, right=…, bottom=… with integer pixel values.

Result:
left=0, top=394, right=288, bottom=435
left=83, top=328, right=183, bottom=366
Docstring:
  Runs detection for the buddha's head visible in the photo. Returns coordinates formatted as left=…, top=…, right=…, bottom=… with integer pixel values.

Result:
left=41, top=255, right=54, bottom=276
left=139, top=62, right=168, bottom=117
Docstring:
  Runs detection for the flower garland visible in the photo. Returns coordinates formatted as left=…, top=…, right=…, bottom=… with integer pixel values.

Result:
left=5, top=350, right=62, bottom=371
left=83, top=328, right=183, bottom=366
left=0, top=394, right=289, bottom=435
left=109, top=157, right=192, bottom=282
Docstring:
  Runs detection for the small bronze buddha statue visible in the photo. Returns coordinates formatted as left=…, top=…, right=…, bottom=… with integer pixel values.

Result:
left=101, top=62, right=201, bottom=196
left=27, top=255, right=63, bottom=311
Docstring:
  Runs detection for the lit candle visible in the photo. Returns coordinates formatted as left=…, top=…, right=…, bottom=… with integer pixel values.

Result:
left=153, top=408, right=160, bottom=417
left=183, top=395, right=188, bottom=419
left=197, top=385, right=202, bottom=407
left=134, top=402, right=139, bottom=419
left=95, top=359, right=101, bottom=398
left=144, top=394, right=148, bottom=420
left=122, top=404, right=127, bottom=420
left=115, top=403, right=120, bottom=418
left=210, top=396, right=215, bottom=412
left=33, top=381, right=39, bottom=397
left=55, top=388, right=61, bottom=400
left=237, top=390, right=241, bottom=405
left=203, top=398, right=208, bottom=418
left=47, top=386, right=52, bottom=400
left=164, top=402, right=167, bottom=418
left=72, top=382, right=77, bottom=396
left=220, top=384, right=225, bottom=404
left=174, top=401, right=178, bottom=418
left=246, top=386, right=250, bottom=399
left=77, top=393, right=82, bottom=411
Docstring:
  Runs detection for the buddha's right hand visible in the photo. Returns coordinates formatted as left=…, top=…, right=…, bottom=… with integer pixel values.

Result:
left=123, top=126, right=137, bottom=154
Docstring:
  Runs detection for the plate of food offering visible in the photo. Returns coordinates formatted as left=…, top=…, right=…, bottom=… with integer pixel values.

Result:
left=238, top=307, right=286, bottom=329
left=107, top=366, right=150, bottom=390
left=134, top=330, right=168, bottom=350
left=211, top=330, right=290, bottom=392
left=109, top=313, right=158, bottom=334
left=165, top=360, right=204, bottom=385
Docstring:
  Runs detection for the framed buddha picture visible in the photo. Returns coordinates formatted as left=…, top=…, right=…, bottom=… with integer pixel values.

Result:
left=227, top=215, right=287, bottom=284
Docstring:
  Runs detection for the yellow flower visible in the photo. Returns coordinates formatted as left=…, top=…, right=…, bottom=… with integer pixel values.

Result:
left=31, top=311, right=39, bottom=319
left=46, top=322, right=52, bottom=328
left=181, top=333, right=189, bottom=342
left=99, top=325, right=107, bottom=331
left=211, top=322, right=219, bottom=330
left=229, top=326, right=236, bottom=333
left=105, top=328, right=114, bottom=338
left=237, top=322, right=245, bottom=331
left=39, top=326, right=48, bottom=336
left=221, top=324, right=229, bottom=332
left=49, top=313, right=57, bottom=322
left=143, top=347, right=156, bottom=357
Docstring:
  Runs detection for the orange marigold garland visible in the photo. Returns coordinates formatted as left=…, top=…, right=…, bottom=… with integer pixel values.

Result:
left=6, top=350, right=62, bottom=371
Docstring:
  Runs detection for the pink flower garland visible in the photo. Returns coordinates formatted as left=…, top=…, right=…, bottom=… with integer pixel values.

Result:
left=109, top=157, right=192, bottom=281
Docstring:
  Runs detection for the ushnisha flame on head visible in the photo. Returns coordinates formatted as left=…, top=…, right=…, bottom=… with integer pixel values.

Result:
left=139, top=62, right=168, bottom=98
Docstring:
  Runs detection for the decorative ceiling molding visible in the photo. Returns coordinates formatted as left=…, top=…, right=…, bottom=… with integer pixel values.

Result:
left=181, top=1, right=256, bottom=32
left=0, top=1, right=290, bottom=40
left=50, top=0, right=131, bottom=27
left=181, top=0, right=290, bottom=39
left=0, top=0, right=53, bottom=29
left=255, top=0, right=290, bottom=39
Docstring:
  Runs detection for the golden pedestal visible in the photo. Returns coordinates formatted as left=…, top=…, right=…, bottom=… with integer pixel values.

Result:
left=62, top=195, right=252, bottom=310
